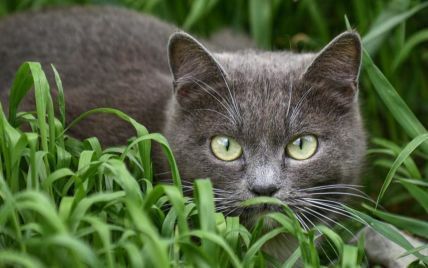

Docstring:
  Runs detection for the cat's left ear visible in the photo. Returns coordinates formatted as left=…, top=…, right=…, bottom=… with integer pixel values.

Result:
left=167, top=32, right=228, bottom=108
left=302, top=31, right=362, bottom=92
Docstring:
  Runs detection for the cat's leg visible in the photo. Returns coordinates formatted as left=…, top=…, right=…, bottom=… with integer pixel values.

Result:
left=357, top=226, right=427, bottom=267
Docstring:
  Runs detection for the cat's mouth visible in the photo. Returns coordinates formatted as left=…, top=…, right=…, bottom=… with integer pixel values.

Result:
left=235, top=204, right=287, bottom=229
left=239, top=204, right=283, bottom=218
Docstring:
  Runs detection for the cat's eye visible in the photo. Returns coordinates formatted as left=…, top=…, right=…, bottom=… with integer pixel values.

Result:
left=211, top=136, right=242, bottom=161
left=286, top=135, right=318, bottom=160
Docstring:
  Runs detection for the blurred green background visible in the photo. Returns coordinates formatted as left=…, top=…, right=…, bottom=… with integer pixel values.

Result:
left=1, top=0, right=427, bottom=217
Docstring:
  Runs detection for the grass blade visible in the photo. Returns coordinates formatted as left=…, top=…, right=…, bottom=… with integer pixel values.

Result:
left=376, top=133, right=428, bottom=205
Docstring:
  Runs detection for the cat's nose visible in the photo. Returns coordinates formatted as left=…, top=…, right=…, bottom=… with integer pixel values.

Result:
left=249, top=183, right=279, bottom=196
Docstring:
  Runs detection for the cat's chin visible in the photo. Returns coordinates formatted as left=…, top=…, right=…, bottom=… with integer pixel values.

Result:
left=241, top=210, right=301, bottom=265
left=239, top=205, right=284, bottom=231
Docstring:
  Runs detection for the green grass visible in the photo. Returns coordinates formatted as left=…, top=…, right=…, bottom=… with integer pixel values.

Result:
left=0, top=0, right=428, bottom=267
left=0, top=61, right=369, bottom=267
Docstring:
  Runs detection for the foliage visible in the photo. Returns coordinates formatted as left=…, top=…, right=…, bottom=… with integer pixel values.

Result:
left=0, top=0, right=428, bottom=267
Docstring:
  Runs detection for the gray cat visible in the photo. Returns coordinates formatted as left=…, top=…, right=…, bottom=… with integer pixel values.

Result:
left=0, top=6, right=366, bottom=261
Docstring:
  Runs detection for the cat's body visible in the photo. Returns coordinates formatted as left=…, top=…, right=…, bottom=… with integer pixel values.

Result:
left=0, top=6, right=366, bottom=261
left=0, top=6, right=174, bottom=141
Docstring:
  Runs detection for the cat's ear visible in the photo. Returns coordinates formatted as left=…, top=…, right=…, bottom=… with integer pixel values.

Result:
left=168, top=32, right=227, bottom=107
left=302, top=31, right=362, bottom=93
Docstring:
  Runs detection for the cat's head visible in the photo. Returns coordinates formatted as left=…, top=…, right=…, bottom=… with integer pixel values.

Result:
left=163, top=31, right=366, bottom=226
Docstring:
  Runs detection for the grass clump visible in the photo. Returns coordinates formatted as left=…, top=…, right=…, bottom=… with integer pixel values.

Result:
left=0, top=62, right=368, bottom=267
left=0, top=54, right=427, bottom=267
left=1, top=0, right=428, bottom=266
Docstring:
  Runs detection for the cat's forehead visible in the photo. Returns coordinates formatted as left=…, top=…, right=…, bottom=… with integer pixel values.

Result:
left=209, top=52, right=322, bottom=143
left=215, top=51, right=315, bottom=80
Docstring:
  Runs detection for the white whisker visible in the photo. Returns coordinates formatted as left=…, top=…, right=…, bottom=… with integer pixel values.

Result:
left=285, top=81, right=293, bottom=119
left=299, top=199, right=366, bottom=225
left=289, top=86, right=315, bottom=124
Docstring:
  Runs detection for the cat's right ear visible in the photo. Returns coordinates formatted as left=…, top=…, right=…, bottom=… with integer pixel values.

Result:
left=168, top=32, right=227, bottom=107
left=302, top=31, right=362, bottom=105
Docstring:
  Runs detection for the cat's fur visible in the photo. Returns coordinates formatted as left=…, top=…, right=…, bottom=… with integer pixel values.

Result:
left=0, top=6, right=366, bottom=260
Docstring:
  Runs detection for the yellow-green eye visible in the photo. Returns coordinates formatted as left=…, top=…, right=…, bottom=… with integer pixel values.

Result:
left=286, top=135, right=318, bottom=160
left=211, top=136, right=242, bottom=161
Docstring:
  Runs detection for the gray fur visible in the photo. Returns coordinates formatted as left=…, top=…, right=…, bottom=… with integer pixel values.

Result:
left=0, top=6, right=177, bottom=142
left=0, top=6, right=366, bottom=261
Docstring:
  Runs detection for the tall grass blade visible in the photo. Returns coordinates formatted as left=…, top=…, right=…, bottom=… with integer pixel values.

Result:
left=376, top=133, right=428, bottom=205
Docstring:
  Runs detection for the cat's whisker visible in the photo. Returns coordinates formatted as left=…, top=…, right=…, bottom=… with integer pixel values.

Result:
left=289, top=86, right=315, bottom=124
left=224, top=205, right=242, bottom=217
left=306, top=201, right=367, bottom=225
left=297, top=205, right=355, bottom=238
left=186, top=82, right=238, bottom=125
left=297, top=211, right=338, bottom=264
left=218, top=68, right=242, bottom=123
left=298, top=186, right=369, bottom=197
left=194, top=108, right=236, bottom=125
left=216, top=206, right=238, bottom=213
left=297, top=183, right=364, bottom=190
left=296, top=183, right=364, bottom=193
left=301, top=197, right=361, bottom=209
left=294, top=212, right=310, bottom=231
left=213, top=194, right=234, bottom=199
left=285, top=81, right=293, bottom=119
left=213, top=191, right=234, bottom=197
left=214, top=200, right=238, bottom=205
left=180, top=180, right=195, bottom=185
left=294, top=208, right=348, bottom=264
left=154, top=171, right=172, bottom=176
left=298, top=199, right=366, bottom=225
left=156, top=179, right=173, bottom=184
left=182, top=76, right=239, bottom=125
left=212, top=186, right=234, bottom=192
left=301, top=191, right=375, bottom=204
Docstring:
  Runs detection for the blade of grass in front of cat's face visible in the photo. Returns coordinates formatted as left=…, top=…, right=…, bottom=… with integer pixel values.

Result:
left=340, top=245, right=359, bottom=267
left=243, top=227, right=288, bottom=267
left=316, top=225, right=344, bottom=257
left=240, top=197, right=322, bottom=266
left=220, top=216, right=241, bottom=267
left=182, top=229, right=243, bottom=268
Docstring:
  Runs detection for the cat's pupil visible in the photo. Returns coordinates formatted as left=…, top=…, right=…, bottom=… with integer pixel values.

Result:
left=225, top=139, right=230, bottom=151
left=297, top=138, right=303, bottom=150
